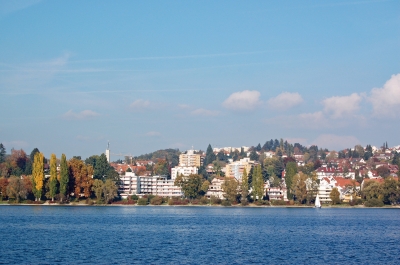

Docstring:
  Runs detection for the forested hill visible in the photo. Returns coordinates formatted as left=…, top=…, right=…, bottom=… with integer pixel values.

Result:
left=134, top=149, right=181, bottom=167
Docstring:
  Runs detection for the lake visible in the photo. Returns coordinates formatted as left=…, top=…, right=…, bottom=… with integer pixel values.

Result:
left=0, top=206, right=399, bottom=264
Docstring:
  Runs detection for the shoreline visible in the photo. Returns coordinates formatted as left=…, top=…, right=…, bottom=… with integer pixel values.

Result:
left=1, top=202, right=399, bottom=208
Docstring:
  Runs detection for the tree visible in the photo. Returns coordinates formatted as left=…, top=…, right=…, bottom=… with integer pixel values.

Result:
left=154, top=159, right=169, bottom=176
left=93, top=153, right=109, bottom=180
left=24, top=148, right=40, bottom=175
left=241, top=168, right=249, bottom=205
left=330, top=187, right=341, bottom=204
left=6, top=176, right=28, bottom=203
left=59, top=154, right=69, bottom=202
left=48, top=154, right=58, bottom=201
left=222, top=177, right=238, bottom=202
left=0, top=143, right=6, bottom=163
left=174, top=174, right=203, bottom=199
left=103, top=179, right=118, bottom=204
left=0, top=177, right=9, bottom=199
left=285, top=162, right=297, bottom=200
left=252, top=165, right=264, bottom=201
left=68, top=158, right=94, bottom=199
left=382, top=177, right=399, bottom=205
left=92, top=179, right=104, bottom=201
left=376, top=166, right=390, bottom=178
left=249, top=149, right=259, bottom=161
left=9, top=149, right=28, bottom=176
left=204, top=144, right=216, bottom=166
left=291, top=172, right=308, bottom=204
left=200, top=180, right=210, bottom=195
left=32, top=152, right=44, bottom=201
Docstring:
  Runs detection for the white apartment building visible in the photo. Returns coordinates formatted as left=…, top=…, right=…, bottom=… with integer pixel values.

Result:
left=179, top=149, right=201, bottom=167
left=118, top=173, right=183, bottom=198
left=225, top=158, right=254, bottom=181
left=206, top=177, right=225, bottom=199
left=171, top=166, right=198, bottom=180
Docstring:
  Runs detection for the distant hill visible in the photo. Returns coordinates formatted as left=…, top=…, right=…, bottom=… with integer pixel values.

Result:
left=134, top=149, right=181, bottom=167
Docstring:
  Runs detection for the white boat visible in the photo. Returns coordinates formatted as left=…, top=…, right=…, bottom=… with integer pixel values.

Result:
left=315, top=194, right=321, bottom=208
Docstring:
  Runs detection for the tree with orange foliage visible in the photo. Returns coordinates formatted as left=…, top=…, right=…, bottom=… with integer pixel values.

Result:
left=9, top=149, right=28, bottom=176
left=68, top=158, right=93, bottom=199
left=0, top=177, right=9, bottom=199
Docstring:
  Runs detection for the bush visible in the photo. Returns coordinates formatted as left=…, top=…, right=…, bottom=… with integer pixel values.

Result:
left=168, top=197, right=189, bottom=205
left=210, top=196, right=221, bottom=205
left=288, top=200, right=295, bottom=205
left=349, top=198, right=363, bottom=206
left=200, top=197, right=209, bottom=205
left=221, top=200, right=231, bottom=206
left=254, top=200, right=270, bottom=206
left=191, top=199, right=200, bottom=205
left=364, top=198, right=384, bottom=207
left=86, top=198, right=94, bottom=205
left=112, top=199, right=137, bottom=205
left=131, top=195, right=139, bottom=200
left=150, top=196, right=163, bottom=205
left=137, top=198, right=148, bottom=205
left=270, top=200, right=287, bottom=206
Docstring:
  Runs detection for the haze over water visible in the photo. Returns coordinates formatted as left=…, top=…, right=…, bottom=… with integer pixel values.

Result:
left=1, top=206, right=399, bottom=264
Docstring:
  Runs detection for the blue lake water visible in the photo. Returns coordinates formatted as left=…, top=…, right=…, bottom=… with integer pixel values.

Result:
left=0, top=206, right=399, bottom=264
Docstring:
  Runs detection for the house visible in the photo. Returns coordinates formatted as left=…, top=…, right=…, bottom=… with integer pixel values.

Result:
left=206, top=177, right=225, bottom=199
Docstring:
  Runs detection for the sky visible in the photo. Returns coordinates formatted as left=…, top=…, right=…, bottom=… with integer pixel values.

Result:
left=0, top=0, right=399, bottom=160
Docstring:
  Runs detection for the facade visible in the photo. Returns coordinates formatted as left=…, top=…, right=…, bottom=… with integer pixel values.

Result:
left=171, top=166, right=198, bottom=180
left=206, top=177, right=225, bottom=199
left=179, top=150, right=201, bottom=167
left=118, top=173, right=183, bottom=198
left=225, top=158, right=254, bottom=180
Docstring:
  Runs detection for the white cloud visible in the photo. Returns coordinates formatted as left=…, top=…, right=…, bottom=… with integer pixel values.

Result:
left=370, top=73, right=400, bottom=118
left=322, top=93, right=362, bottom=118
left=267, top=92, right=303, bottom=111
left=129, top=99, right=152, bottom=111
left=146, top=131, right=161, bottom=137
left=190, top=108, right=220, bottom=116
left=222, top=90, right=261, bottom=111
left=311, top=134, right=360, bottom=151
left=63, top=110, right=100, bottom=120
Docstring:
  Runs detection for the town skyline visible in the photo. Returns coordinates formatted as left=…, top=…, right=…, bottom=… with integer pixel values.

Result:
left=1, top=1, right=399, bottom=159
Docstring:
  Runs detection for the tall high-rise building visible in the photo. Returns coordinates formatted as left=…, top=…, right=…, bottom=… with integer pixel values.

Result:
left=179, top=149, right=201, bottom=167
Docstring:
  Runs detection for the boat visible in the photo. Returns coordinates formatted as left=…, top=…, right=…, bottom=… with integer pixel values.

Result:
left=315, top=194, right=321, bottom=208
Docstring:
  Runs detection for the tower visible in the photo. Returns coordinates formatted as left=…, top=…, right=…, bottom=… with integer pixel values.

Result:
left=106, top=141, right=110, bottom=163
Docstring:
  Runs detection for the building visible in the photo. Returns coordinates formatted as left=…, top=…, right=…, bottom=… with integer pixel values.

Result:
left=171, top=166, right=198, bottom=180
left=179, top=149, right=201, bottom=167
left=225, top=158, right=254, bottom=181
left=206, top=177, right=225, bottom=199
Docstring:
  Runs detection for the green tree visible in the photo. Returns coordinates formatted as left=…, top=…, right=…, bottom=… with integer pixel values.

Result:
left=174, top=174, right=203, bottom=199
left=6, top=176, right=28, bottom=203
left=252, top=165, right=264, bottom=201
left=154, top=159, right=169, bottom=176
left=92, top=179, right=104, bottom=201
left=103, top=179, right=118, bottom=204
left=59, top=154, right=69, bottom=202
left=0, top=143, right=6, bottom=163
left=24, top=148, right=40, bottom=175
left=204, top=144, right=216, bottom=166
left=382, top=177, right=399, bottom=205
left=241, top=168, right=249, bottom=205
left=222, top=177, right=238, bottom=202
left=200, top=180, right=210, bottom=195
left=32, top=152, right=44, bottom=201
left=48, top=154, right=58, bottom=201
left=330, top=187, right=341, bottom=204
left=285, top=162, right=297, bottom=200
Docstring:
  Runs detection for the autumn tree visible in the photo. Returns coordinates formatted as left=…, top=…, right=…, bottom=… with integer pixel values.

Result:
left=59, top=154, right=69, bottom=202
left=7, top=176, right=28, bottom=203
left=241, top=168, right=249, bottom=205
left=24, top=148, right=40, bottom=175
left=32, top=152, right=44, bottom=201
left=222, top=177, right=239, bottom=202
left=0, top=177, right=9, bottom=199
left=10, top=149, right=28, bottom=176
left=291, top=172, right=308, bottom=204
left=252, top=165, right=264, bottom=201
left=48, top=154, right=58, bottom=201
left=200, top=180, right=210, bottom=196
left=154, top=159, right=169, bottom=176
left=103, top=179, right=118, bottom=204
left=68, top=158, right=94, bottom=199
left=174, top=174, right=203, bottom=199
left=330, top=187, right=341, bottom=204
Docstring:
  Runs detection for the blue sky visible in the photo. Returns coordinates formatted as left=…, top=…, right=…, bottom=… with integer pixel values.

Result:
left=0, top=0, right=399, bottom=159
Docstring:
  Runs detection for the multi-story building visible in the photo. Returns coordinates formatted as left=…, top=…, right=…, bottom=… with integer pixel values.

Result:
left=179, top=149, right=201, bottom=167
left=225, top=158, right=254, bottom=181
left=206, top=177, right=225, bottom=199
left=171, top=166, right=198, bottom=180
left=118, top=173, right=183, bottom=198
